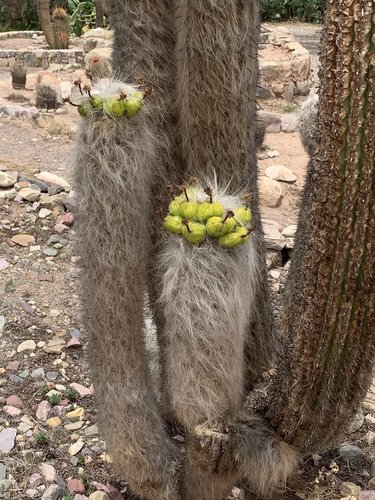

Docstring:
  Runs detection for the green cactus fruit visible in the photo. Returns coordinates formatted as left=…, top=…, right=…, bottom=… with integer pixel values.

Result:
left=219, top=231, right=247, bottom=248
left=181, top=221, right=206, bottom=244
left=234, top=206, right=252, bottom=225
left=125, top=97, right=143, bottom=118
left=164, top=215, right=183, bottom=234
left=197, top=201, right=224, bottom=222
left=168, top=199, right=182, bottom=216
left=78, top=102, right=93, bottom=117
left=103, top=97, right=127, bottom=117
left=221, top=216, right=236, bottom=235
left=179, top=200, right=199, bottom=219
left=206, top=216, right=225, bottom=237
left=90, top=94, right=103, bottom=110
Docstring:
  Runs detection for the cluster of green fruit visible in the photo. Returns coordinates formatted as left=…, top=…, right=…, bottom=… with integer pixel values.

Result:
left=77, top=89, right=144, bottom=118
left=163, top=187, right=252, bottom=248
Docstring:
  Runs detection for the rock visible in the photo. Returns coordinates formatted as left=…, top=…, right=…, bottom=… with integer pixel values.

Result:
left=63, top=196, right=77, bottom=212
left=339, top=444, right=365, bottom=466
left=54, top=223, right=69, bottom=234
left=74, top=496, right=88, bottom=500
left=29, top=473, right=44, bottom=488
left=41, top=484, right=64, bottom=500
left=0, top=188, right=17, bottom=200
left=68, top=479, right=85, bottom=494
left=48, top=185, right=64, bottom=196
left=89, top=493, right=111, bottom=500
left=18, top=188, right=42, bottom=202
left=43, top=248, right=58, bottom=257
left=69, top=439, right=84, bottom=456
left=0, top=171, right=18, bottom=188
left=46, top=371, right=59, bottom=381
left=369, top=479, right=375, bottom=489
left=70, top=328, right=82, bottom=338
left=31, top=367, right=45, bottom=379
left=282, top=225, right=297, bottom=238
left=56, top=212, right=74, bottom=227
left=267, top=149, right=280, bottom=158
left=4, top=405, right=22, bottom=416
left=20, top=177, right=48, bottom=193
left=17, top=339, right=36, bottom=353
left=264, top=165, right=297, bottom=183
left=67, top=338, right=81, bottom=348
left=359, top=492, right=375, bottom=500
left=283, top=82, right=294, bottom=102
left=44, top=338, right=66, bottom=354
left=12, top=234, right=35, bottom=247
left=0, top=479, right=11, bottom=491
left=341, top=482, right=362, bottom=497
left=35, top=172, right=71, bottom=191
left=70, top=383, right=92, bottom=398
left=18, top=415, right=34, bottom=433
left=366, top=415, right=375, bottom=425
left=0, top=463, right=5, bottom=480
left=366, top=431, right=375, bottom=445
left=40, top=463, right=56, bottom=482
left=84, top=425, right=98, bottom=436
left=0, top=428, right=17, bottom=453
left=347, top=409, right=365, bottom=434
left=26, top=488, right=39, bottom=498
left=259, top=177, right=283, bottom=208
left=6, top=360, right=20, bottom=371
left=263, top=224, right=286, bottom=251
left=0, top=105, right=39, bottom=119
left=6, top=395, right=23, bottom=408
left=0, top=259, right=10, bottom=271
left=46, top=416, right=62, bottom=427
left=257, top=110, right=281, bottom=133
left=36, top=400, right=52, bottom=421
left=65, top=421, right=84, bottom=431
left=0, top=316, right=5, bottom=333
left=39, top=208, right=52, bottom=218
left=66, top=407, right=85, bottom=419
left=295, top=80, right=311, bottom=96
left=281, top=113, right=300, bottom=133
left=9, top=373, right=25, bottom=384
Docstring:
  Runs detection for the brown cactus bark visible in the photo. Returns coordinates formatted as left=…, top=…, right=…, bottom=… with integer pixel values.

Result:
left=37, top=0, right=54, bottom=49
left=267, top=0, right=375, bottom=454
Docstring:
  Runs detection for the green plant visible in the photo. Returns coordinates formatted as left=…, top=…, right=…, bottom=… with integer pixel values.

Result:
left=261, top=0, right=325, bottom=23
left=35, top=431, right=47, bottom=445
left=283, top=103, right=298, bottom=113
left=47, top=393, right=62, bottom=406
left=68, top=0, right=95, bottom=36
left=40, top=386, right=49, bottom=398
left=65, top=387, right=78, bottom=402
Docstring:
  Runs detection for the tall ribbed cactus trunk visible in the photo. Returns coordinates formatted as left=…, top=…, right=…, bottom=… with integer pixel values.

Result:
left=267, top=0, right=375, bottom=454
left=37, top=0, right=54, bottom=49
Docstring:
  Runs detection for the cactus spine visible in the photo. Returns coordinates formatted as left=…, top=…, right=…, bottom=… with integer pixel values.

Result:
left=52, top=7, right=69, bottom=49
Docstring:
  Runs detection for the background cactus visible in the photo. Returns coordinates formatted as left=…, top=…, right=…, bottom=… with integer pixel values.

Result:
left=10, top=63, right=26, bottom=90
left=51, top=7, right=69, bottom=49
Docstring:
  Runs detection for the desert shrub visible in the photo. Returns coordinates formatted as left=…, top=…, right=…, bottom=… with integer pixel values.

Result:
left=261, top=0, right=326, bottom=23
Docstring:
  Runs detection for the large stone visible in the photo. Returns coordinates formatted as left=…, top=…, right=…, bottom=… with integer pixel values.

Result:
left=359, top=492, right=375, bottom=500
left=40, top=463, right=56, bottom=482
left=263, top=223, right=286, bottom=251
left=259, top=176, right=283, bottom=208
left=347, top=409, right=365, bottom=434
left=0, top=171, right=18, bottom=188
left=0, top=188, right=17, bottom=200
left=36, top=400, right=52, bottom=421
left=264, top=165, right=297, bottom=183
left=282, top=225, right=297, bottom=238
left=89, top=493, right=111, bottom=500
left=18, top=188, right=41, bottom=202
left=35, top=172, right=71, bottom=191
left=341, top=482, right=362, bottom=497
left=17, top=339, right=36, bottom=353
left=6, top=395, right=23, bottom=408
left=339, top=444, right=365, bottom=466
left=69, top=439, right=84, bottom=456
left=41, top=484, right=64, bottom=500
left=12, top=234, right=35, bottom=247
left=257, top=110, right=281, bottom=134
left=0, top=428, right=17, bottom=453
left=281, top=113, right=300, bottom=133
left=82, top=28, right=113, bottom=40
